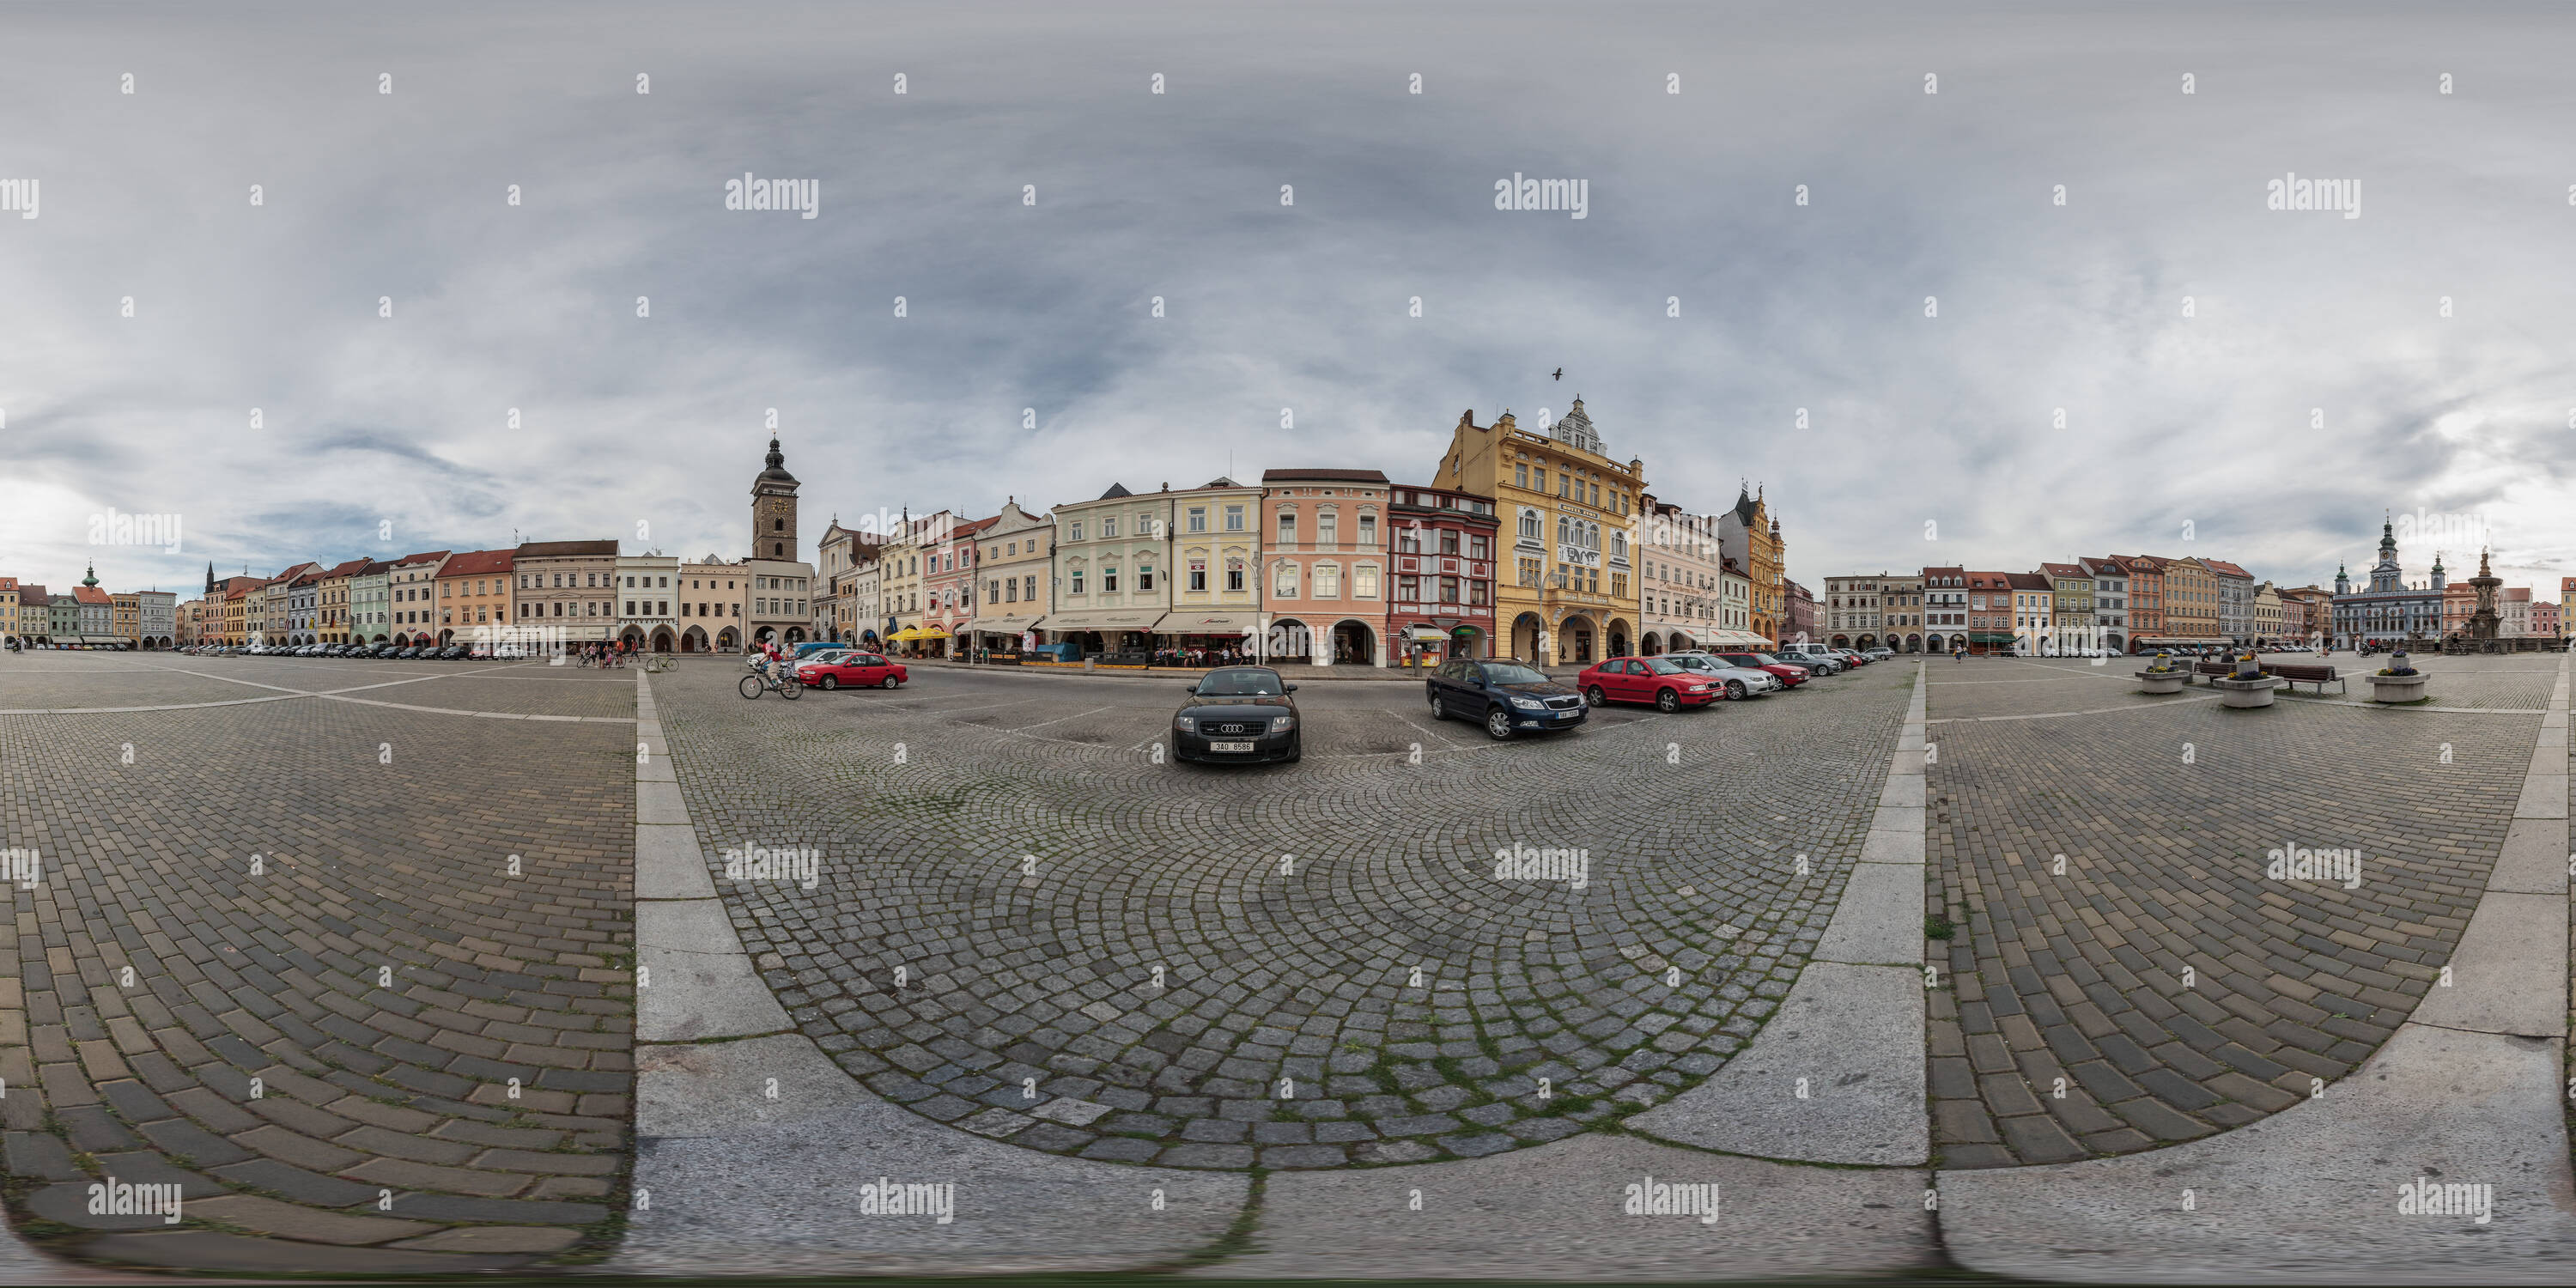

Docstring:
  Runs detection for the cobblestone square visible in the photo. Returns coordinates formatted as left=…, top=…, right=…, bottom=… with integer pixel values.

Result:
left=0, top=653, right=635, bottom=1275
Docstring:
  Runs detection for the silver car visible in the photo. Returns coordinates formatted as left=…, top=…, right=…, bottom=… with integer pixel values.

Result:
left=1662, top=652, right=1781, bottom=698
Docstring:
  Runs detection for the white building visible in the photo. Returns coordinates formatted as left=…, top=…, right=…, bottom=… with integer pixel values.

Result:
left=2080, top=556, right=2129, bottom=653
left=617, top=554, right=681, bottom=652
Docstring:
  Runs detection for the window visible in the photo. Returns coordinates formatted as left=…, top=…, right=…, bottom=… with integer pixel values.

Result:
left=1188, top=507, right=1206, bottom=533
left=1439, top=575, right=1459, bottom=604
left=1138, top=565, right=1155, bottom=592
left=1518, top=509, right=1541, bottom=543
left=1355, top=564, right=1378, bottom=598
left=1398, top=574, right=1419, bottom=600
left=1533, top=468, right=1546, bottom=493
left=1558, top=473, right=1571, bottom=498
left=1358, top=513, right=1376, bottom=546
left=1024, top=574, right=1037, bottom=599
left=1225, top=560, right=1243, bottom=592
left=1440, top=531, right=1459, bottom=556
left=1071, top=568, right=1084, bottom=595
left=1315, top=564, right=1341, bottom=598
left=1069, top=520, right=1084, bottom=541
left=1224, top=504, right=1245, bottom=532
left=1319, top=511, right=1339, bottom=545
left=1273, top=563, right=1297, bottom=596
left=1189, top=561, right=1206, bottom=592
left=1515, top=464, right=1528, bottom=488
left=1103, top=567, right=1120, bottom=592
left=1278, top=510, right=1297, bottom=544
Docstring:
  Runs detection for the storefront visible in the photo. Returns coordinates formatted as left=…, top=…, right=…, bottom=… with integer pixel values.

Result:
left=1045, top=608, right=1165, bottom=660
left=1153, top=611, right=1260, bottom=666
left=969, top=613, right=1046, bottom=659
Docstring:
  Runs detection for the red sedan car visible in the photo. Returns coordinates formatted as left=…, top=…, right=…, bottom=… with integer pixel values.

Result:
left=799, top=652, right=908, bottom=690
left=1710, top=652, right=1812, bottom=688
left=1579, top=657, right=1723, bottom=712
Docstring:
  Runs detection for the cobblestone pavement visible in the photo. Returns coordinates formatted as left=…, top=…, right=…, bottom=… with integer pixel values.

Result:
left=649, top=657, right=1915, bottom=1169
left=0, top=653, right=633, bottom=1275
left=1925, top=654, right=2543, bottom=1167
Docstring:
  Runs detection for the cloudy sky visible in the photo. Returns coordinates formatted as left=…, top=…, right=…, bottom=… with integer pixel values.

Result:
left=5, top=2, right=2573, bottom=603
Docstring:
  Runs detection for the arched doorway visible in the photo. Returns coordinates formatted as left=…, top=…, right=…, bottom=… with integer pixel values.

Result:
left=620, top=627, right=645, bottom=651
left=682, top=626, right=708, bottom=653
left=1925, top=634, right=1945, bottom=653
left=1606, top=618, right=1631, bottom=659
left=753, top=626, right=775, bottom=646
left=786, top=626, right=806, bottom=644
left=717, top=627, right=740, bottom=651
left=2106, top=632, right=2126, bottom=653
left=1558, top=614, right=1596, bottom=665
left=1267, top=618, right=1314, bottom=664
left=1331, top=620, right=1376, bottom=666
left=1905, top=634, right=1921, bottom=653
left=438, top=629, right=454, bottom=646
left=1856, top=634, right=1876, bottom=651
left=1831, top=635, right=1850, bottom=648
left=1510, top=612, right=1544, bottom=663
left=652, top=628, right=675, bottom=653
left=1639, top=632, right=1662, bottom=656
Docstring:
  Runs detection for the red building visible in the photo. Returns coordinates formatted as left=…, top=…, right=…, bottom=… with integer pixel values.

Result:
left=1386, top=482, right=1500, bottom=665
left=924, top=514, right=996, bottom=657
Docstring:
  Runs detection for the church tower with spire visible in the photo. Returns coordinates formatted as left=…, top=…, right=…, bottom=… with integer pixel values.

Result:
left=751, top=435, right=802, bottom=561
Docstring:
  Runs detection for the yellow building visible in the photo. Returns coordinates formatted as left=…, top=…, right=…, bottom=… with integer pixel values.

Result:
left=1435, top=398, right=1645, bottom=665
left=2164, top=557, right=2220, bottom=640
left=0, top=577, right=17, bottom=641
left=112, top=592, right=141, bottom=645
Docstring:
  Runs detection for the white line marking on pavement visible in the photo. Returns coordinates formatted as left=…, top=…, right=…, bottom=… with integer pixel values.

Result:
left=1009, top=704, right=1115, bottom=732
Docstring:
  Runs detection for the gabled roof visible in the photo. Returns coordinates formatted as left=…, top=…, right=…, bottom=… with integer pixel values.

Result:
left=438, top=549, right=516, bottom=578
left=17, top=586, right=46, bottom=605
left=72, top=586, right=112, bottom=605
left=2038, top=562, right=2087, bottom=578
left=395, top=550, right=453, bottom=566
left=2202, top=559, right=2252, bottom=580
left=1098, top=483, right=1133, bottom=500
left=2006, top=572, right=2053, bottom=591
left=319, top=558, right=374, bottom=580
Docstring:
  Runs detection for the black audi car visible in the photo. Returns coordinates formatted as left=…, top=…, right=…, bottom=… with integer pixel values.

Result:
left=1172, top=666, right=1301, bottom=764
left=1424, top=658, right=1589, bottom=740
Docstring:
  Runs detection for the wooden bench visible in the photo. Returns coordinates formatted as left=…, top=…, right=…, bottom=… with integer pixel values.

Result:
left=2261, top=662, right=2345, bottom=694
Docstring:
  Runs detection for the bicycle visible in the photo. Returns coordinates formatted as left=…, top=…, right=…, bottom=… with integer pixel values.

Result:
left=738, top=665, right=804, bottom=700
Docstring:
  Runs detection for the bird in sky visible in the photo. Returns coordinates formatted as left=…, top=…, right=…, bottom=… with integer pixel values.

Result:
left=1552, top=368, right=1562, bottom=380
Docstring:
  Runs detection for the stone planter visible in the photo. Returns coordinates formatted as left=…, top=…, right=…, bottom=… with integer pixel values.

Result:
left=2212, top=675, right=2279, bottom=708
left=2370, top=672, right=2428, bottom=703
left=2136, top=670, right=2187, bottom=695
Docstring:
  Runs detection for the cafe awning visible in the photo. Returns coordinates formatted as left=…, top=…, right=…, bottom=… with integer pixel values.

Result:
left=889, top=625, right=951, bottom=641
left=971, top=615, right=1046, bottom=634
left=1048, top=608, right=1167, bottom=631
left=1156, top=610, right=1259, bottom=635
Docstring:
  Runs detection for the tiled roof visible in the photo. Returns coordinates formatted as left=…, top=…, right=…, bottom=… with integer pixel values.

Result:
left=72, top=586, right=112, bottom=605
left=1261, top=468, right=1392, bottom=484
left=2202, top=559, right=2252, bottom=579
left=512, top=540, right=616, bottom=558
left=2038, top=562, right=2087, bottom=577
left=2006, top=572, right=2053, bottom=591
left=397, top=550, right=453, bottom=566
left=319, top=558, right=374, bottom=580
left=439, top=549, right=516, bottom=578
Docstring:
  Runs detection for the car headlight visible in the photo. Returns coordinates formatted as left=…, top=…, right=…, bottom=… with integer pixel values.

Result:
left=1510, top=696, right=1546, bottom=710
left=1175, top=716, right=1195, bottom=732
left=1269, top=714, right=1296, bottom=732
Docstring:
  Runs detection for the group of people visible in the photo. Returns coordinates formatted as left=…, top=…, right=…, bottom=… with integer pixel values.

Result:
left=574, top=641, right=635, bottom=668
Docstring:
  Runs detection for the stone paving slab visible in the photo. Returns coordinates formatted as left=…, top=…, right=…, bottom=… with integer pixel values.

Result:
left=1195, top=1129, right=1932, bottom=1280
left=617, top=1031, right=1249, bottom=1276
left=1938, top=1023, right=2576, bottom=1282
left=1626, top=963, right=1927, bottom=1166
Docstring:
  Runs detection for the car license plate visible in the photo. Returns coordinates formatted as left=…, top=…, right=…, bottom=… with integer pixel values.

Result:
left=1556, top=709, right=1578, bottom=720
left=1210, top=741, right=1255, bottom=752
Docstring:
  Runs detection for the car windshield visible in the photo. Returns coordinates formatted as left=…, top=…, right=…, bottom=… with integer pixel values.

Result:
left=1643, top=659, right=1688, bottom=674
left=1741, top=653, right=1783, bottom=665
left=1665, top=654, right=1715, bottom=670
left=1197, top=668, right=1284, bottom=696
left=1481, top=663, right=1551, bottom=685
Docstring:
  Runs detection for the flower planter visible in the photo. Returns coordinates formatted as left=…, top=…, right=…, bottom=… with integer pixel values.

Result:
left=2370, top=672, right=2428, bottom=703
left=2212, top=675, right=2279, bottom=708
left=2135, top=670, right=2187, bottom=695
